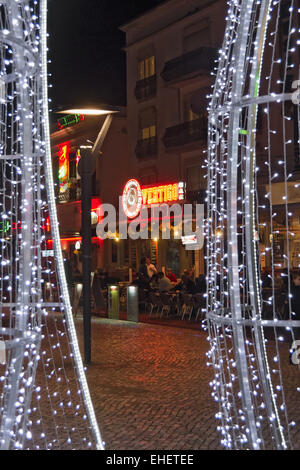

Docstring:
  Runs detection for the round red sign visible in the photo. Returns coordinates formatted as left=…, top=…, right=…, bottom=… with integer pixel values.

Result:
left=122, top=179, right=142, bottom=219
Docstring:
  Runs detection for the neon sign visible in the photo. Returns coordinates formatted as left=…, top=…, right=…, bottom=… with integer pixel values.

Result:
left=141, top=183, right=184, bottom=205
left=57, top=114, right=85, bottom=131
left=122, top=180, right=185, bottom=219
left=58, top=142, right=70, bottom=193
left=0, top=219, right=50, bottom=234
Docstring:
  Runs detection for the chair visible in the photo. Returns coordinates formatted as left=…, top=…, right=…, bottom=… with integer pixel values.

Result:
left=181, top=293, right=194, bottom=320
left=172, top=291, right=183, bottom=317
left=138, top=288, right=149, bottom=313
left=148, top=291, right=163, bottom=317
left=73, top=283, right=83, bottom=317
left=194, top=293, right=206, bottom=321
left=159, top=292, right=173, bottom=318
left=275, top=291, right=288, bottom=320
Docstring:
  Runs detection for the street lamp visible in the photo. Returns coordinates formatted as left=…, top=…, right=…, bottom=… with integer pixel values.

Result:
left=58, top=106, right=118, bottom=365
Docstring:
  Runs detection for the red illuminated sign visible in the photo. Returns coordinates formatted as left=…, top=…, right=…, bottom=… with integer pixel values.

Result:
left=122, top=179, right=143, bottom=219
left=58, top=142, right=70, bottom=193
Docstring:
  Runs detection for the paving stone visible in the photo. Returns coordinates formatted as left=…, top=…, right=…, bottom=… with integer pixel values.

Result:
left=74, top=318, right=221, bottom=450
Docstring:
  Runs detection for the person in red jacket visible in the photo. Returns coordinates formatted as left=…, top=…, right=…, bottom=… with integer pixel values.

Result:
left=166, top=268, right=177, bottom=283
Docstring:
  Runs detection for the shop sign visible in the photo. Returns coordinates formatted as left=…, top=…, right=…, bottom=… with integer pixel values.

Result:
left=42, top=250, right=54, bottom=257
left=57, top=114, right=85, bottom=131
left=182, top=234, right=198, bottom=245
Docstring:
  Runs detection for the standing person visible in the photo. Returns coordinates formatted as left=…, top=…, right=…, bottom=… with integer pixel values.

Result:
left=185, top=270, right=197, bottom=294
left=146, top=257, right=157, bottom=279
left=139, top=257, right=149, bottom=279
left=195, top=274, right=206, bottom=293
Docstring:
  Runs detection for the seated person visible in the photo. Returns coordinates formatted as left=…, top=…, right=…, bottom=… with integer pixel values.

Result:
left=132, top=272, right=150, bottom=290
left=166, top=268, right=177, bottom=283
left=184, top=271, right=197, bottom=295
left=157, top=272, right=172, bottom=292
left=150, top=273, right=159, bottom=290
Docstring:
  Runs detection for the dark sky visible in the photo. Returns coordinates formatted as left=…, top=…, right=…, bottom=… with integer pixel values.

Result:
left=47, top=0, right=165, bottom=111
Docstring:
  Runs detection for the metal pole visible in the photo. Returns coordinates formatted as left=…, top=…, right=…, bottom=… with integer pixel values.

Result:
left=81, top=149, right=93, bottom=365
left=79, top=115, right=113, bottom=366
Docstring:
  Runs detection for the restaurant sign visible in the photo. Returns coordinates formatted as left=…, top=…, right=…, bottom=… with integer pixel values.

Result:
left=122, top=179, right=185, bottom=219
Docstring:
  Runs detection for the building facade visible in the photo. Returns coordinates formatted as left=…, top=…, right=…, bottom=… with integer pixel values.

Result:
left=120, top=0, right=227, bottom=277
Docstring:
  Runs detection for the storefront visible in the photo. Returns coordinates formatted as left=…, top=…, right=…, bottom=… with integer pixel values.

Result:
left=98, top=178, right=205, bottom=279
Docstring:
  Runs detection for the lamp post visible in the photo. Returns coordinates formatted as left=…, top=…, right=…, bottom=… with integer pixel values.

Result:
left=59, top=107, right=116, bottom=365
left=80, top=148, right=94, bottom=365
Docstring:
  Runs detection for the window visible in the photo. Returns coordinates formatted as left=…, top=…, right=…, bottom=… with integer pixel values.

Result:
left=142, top=125, right=156, bottom=140
left=139, top=107, right=157, bottom=140
left=140, top=174, right=157, bottom=185
left=186, top=165, right=206, bottom=191
left=188, top=108, right=200, bottom=122
left=184, top=92, right=203, bottom=122
left=138, top=56, right=155, bottom=80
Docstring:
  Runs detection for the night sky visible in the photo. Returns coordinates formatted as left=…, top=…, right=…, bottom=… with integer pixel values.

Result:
left=47, top=0, right=165, bottom=111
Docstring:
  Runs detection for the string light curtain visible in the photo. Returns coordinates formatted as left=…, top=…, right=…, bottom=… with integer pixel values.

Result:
left=206, top=0, right=300, bottom=450
left=0, top=0, right=103, bottom=450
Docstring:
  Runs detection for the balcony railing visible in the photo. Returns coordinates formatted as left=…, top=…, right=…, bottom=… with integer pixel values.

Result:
left=135, top=75, right=157, bottom=101
left=163, top=119, right=207, bottom=149
left=186, top=189, right=206, bottom=205
left=135, top=137, right=158, bottom=159
left=161, top=47, right=217, bottom=84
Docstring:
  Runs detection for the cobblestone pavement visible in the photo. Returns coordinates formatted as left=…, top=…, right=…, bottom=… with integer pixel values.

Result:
left=75, top=318, right=222, bottom=450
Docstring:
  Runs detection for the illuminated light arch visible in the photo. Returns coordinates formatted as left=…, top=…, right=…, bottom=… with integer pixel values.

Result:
left=0, top=0, right=103, bottom=450
left=207, top=0, right=300, bottom=450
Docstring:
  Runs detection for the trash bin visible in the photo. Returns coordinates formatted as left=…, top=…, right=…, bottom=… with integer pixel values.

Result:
left=127, top=285, right=139, bottom=322
left=108, top=285, right=119, bottom=319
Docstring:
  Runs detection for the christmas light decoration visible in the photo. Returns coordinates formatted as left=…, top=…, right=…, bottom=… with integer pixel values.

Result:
left=0, top=0, right=103, bottom=450
left=206, top=0, right=300, bottom=450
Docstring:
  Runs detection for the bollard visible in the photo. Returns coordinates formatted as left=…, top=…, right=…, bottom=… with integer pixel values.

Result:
left=127, top=285, right=139, bottom=322
left=108, top=285, right=120, bottom=319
